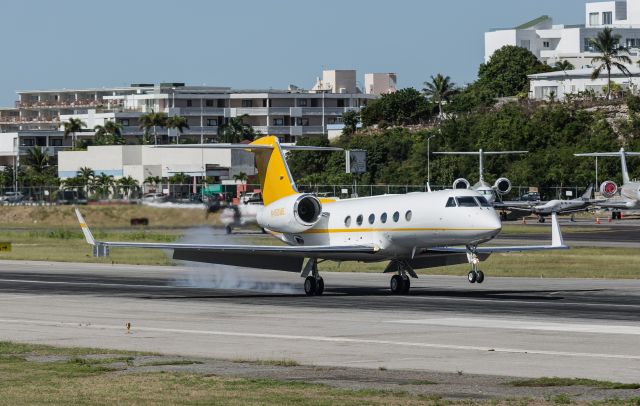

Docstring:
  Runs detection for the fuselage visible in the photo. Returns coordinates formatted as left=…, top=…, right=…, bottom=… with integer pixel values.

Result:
left=264, top=189, right=502, bottom=258
left=533, top=199, right=589, bottom=215
left=620, top=181, right=640, bottom=204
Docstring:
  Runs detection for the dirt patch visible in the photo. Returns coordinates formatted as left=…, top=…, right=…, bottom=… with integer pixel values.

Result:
left=18, top=351, right=639, bottom=402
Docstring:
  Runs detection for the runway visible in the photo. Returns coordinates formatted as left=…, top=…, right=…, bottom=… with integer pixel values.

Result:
left=0, top=260, right=639, bottom=383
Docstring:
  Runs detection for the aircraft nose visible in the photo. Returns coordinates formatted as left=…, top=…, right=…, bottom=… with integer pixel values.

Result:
left=485, top=212, right=502, bottom=236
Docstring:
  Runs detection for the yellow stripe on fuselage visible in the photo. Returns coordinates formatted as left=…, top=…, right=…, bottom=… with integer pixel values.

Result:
left=301, top=227, right=496, bottom=234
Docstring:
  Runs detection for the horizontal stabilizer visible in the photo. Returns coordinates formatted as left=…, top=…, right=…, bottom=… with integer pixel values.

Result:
left=434, top=151, right=528, bottom=155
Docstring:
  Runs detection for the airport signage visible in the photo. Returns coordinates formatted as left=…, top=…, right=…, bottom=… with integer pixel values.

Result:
left=346, top=150, right=367, bottom=174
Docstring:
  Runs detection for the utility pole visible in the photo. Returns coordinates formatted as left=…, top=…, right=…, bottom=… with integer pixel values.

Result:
left=427, top=134, right=436, bottom=184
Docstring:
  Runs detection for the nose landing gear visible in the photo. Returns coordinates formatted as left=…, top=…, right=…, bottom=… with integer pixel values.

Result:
left=466, top=246, right=485, bottom=284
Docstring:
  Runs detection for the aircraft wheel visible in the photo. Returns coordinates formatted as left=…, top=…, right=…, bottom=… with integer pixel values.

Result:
left=476, top=271, right=485, bottom=284
left=315, top=277, right=324, bottom=296
left=468, top=271, right=477, bottom=284
left=401, top=275, right=411, bottom=294
left=224, top=225, right=232, bottom=234
left=304, top=276, right=317, bottom=296
left=538, top=217, right=546, bottom=223
left=390, top=275, right=403, bottom=294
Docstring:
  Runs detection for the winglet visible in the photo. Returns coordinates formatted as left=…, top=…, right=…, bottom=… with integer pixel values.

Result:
left=551, top=212, right=564, bottom=247
left=74, top=208, right=95, bottom=246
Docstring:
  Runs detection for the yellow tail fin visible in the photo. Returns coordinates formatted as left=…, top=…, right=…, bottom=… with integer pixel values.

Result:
left=249, top=136, right=298, bottom=205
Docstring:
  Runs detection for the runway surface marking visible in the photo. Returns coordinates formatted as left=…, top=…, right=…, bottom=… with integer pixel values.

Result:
left=401, top=294, right=640, bottom=309
left=388, top=317, right=640, bottom=335
left=2, top=277, right=640, bottom=310
left=0, top=278, right=169, bottom=289
left=1, top=318, right=639, bottom=361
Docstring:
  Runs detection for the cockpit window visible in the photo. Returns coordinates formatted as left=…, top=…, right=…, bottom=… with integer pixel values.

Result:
left=457, top=196, right=479, bottom=207
left=475, top=196, right=492, bottom=207
left=446, top=197, right=457, bottom=207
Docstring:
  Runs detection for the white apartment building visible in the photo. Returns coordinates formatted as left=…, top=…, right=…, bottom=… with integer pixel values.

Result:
left=364, top=73, right=397, bottom=95
left=485, top=0, right=640, bottom=68
left=528, top=66, right=640, bottom=100
left=57, top=145, right=256, bottom=184
left=0, top=70, right=392, bottom=166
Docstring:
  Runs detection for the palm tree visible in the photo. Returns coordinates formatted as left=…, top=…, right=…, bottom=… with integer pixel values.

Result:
left=77, top=167, right=94, bottom=195
left=554, top=60, right=575, bottom=73
left=94, top=121, right=124, bottom=145
left=144, top=175, right=161, bottom=185
left=94, top=172, right=115, bottom=199
left=117, top=176, right=138, bottom=200
left=233, top=171, right=248, bottom=184
left=166, top=115, right=190, bottom=144
left=422, top=74, right=457, bottom=118
left=218, top=115, right=255, bottom=143
left=24, top=147, right=49, bottom=174
left=63, top=118, right=87, bottom=148
left=139, top=111, right=168, bottom=145
left=589, top=27, right=632, bottom=99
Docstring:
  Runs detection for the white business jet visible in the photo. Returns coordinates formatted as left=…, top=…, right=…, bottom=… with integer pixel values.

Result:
left=575, top=148, right=640, bottom=219
left=75, top=136, right=568, bottom=296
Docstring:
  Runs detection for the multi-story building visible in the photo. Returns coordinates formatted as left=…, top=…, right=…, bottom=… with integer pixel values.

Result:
left=0, top=70, right=388, bottom=167
left=485, top=0, right=640, bottom=68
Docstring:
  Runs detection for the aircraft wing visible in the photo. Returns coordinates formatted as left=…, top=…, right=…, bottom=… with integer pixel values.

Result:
left=432, top=213, right=569, bottom=254
left=75, top=209, right=378, bottom=272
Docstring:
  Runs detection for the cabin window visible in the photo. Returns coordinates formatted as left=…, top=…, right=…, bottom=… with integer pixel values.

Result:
left=393, top=211, right=400, bottom=222
left=356, top=215, right=363, bottom=226
left=457, top=196, right=479, bottom=207
left=405, top=210, right=412, bottom=221
left=344, top=216, right=351, bottom=227
left=368, top=214, right=375, bottom=224
left=446, top=197, right=457, bottom=207
left=381, top=213, right=388, bottom=223
left=475, top=196, right=492, bottom=207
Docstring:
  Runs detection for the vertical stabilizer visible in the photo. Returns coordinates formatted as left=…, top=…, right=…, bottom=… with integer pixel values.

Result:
left=620, top=148, right=630, bottom=184
left=250, top=136, right=298, bottom=205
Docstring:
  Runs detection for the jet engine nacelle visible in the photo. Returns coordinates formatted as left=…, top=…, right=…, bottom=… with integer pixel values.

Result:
left=600, top=181, right=618, bottom=198
left=256, top=193, right=322, bottom=233
left=453, top=178, right=471, bottom=190
left=493, top=177, right=512, bottom=195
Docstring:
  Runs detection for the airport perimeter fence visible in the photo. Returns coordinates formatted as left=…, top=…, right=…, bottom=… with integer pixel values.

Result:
left=0, top=183, right=589, bottom=206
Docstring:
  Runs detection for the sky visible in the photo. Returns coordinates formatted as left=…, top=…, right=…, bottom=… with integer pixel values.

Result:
left=0, top=0, right=589, bottom=106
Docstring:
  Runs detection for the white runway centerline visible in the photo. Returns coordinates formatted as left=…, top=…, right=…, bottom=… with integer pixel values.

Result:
left=1, top=317, right=640, bottom=361
left=388, top=317, right=640, bottom=336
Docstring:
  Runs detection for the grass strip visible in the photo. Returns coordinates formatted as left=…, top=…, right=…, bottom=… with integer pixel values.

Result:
left=510, top=377, right=640, bottom=390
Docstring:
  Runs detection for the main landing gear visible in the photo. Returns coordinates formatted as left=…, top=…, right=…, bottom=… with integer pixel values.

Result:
left=302, top=258, right=324, bottom=296
left=385, top=260, right=417, bottom=295
left=466, top=246, right=485, bottom=284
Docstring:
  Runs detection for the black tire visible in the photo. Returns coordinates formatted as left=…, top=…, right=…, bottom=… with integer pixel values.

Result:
left=390, top=275, right=402, bottom=294
left=304, top=276, right=317, bottom=296
left=468, top=271, right=477, bottom=284
left=401, top=275, right=411, bottom=294
left=315, top=277, right=324, bottom=296
left=225, top=225, right=232, bottom=234
left=538, top=217, right=546, bottom=223
left=476, top=270, right=485, bottom=284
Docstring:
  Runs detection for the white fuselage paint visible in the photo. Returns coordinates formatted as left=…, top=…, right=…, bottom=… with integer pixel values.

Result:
left=260, top=189, right=502, bottom=258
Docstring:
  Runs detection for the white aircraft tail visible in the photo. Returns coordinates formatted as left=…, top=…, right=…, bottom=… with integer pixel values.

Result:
left=575, top=148, right=640, bottom=185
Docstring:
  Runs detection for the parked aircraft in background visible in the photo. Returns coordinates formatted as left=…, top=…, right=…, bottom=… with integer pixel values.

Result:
left=75, top=136, right=567, bottom=296
left=507, top=185, right=602, bottom=222
left=575, top=148, right=640, bottom=219
left=433, top=149, right=527, bottom=204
